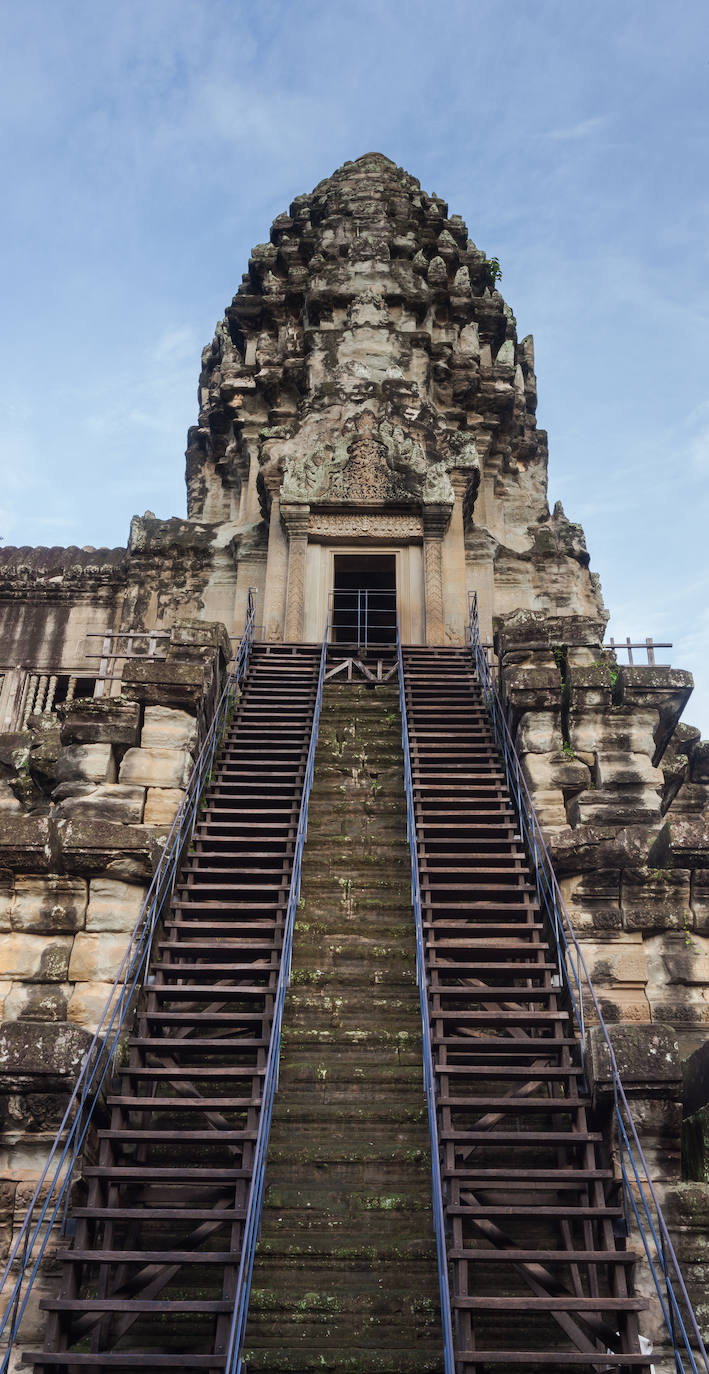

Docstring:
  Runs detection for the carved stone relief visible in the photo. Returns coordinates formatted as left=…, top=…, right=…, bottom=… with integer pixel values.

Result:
left=280, top=408, right=447, bottom=507
left=308, top=514, right=423, bottom=540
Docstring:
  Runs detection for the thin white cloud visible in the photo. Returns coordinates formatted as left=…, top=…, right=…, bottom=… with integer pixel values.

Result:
left=546, top=115, right=611, bottom=141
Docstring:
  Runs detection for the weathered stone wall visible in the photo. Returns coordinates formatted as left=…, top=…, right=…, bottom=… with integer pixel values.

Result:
left=0, top=622, right=230, bottom=1290
left=495, top=610, right=709, bottom=1344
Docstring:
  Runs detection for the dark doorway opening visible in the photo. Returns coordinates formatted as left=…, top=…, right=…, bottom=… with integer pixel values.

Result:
left=332, top=554, right=397, bottom=646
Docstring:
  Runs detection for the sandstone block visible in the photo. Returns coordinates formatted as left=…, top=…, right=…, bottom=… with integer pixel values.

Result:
left=528, top=786, right=567, bottom=828
left=652, top=816, right=709, bottom=872
left=570, top=709, right=658, bottom=756
left=0, top=781, right=21, bottom=814
left=567, top=664, right=613, bottom=711
left=168, top=619, right=231, bottom=661
left=0, top=981, right=12, bottom=1017
left=68, top=932, right=130, bottom=983
left=54, top=783, right=146, bottom=825
left=501, top=666, right=562, bottom=723
left=562, top=869, right=621, bottom=934
left=0, top=815, right=52, bottom=873
left=692, top=870, right=709, bottom=933
left=691, top=741, right=709, bottom=783
left=0, top=1021, right=92, bottom=1083
left=580, top=933, right=648, bottom=988
left=143, top=787, right=184, bottom=826
left=496, top=612, right=607, bottom=657
left=59, top=698, right=141, bottom=747
left=622, top=867, right=691, bottom=932
left=141, top=706, right=198, bottom=752
left=86, top=878, right=147, bottom=933
left=595, top=750, right=663, bottom=788
left=11, top=876, right=87, bottom=934
left=568, top=785, right=661, bottom=827
left=54, top=743, right=116, bottom=786
left=523, top=751, right=591, bottom=792
left=514, top=711, right=563, bottom=754
left=0, top=878, right=11, bottom=933
left=55, top=817, right=162, bottom=879
left=588, top=986, right=651, bottom=1024
left=0, top=934, right=72, bottom=982
left=122, top=660, right=208, bottom=711
left=585, top=1022, right=682, bottom=1099
left=2, top=982, right=68, bottom=1022
left=643, top=931, right=709, bottom=990
left=118, top=746, right=192, bottom=789
left=67, top=980, right=115, bottom=1034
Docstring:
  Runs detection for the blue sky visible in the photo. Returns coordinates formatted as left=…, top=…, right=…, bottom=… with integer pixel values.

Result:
left=1, top=0, right=708, bottom=731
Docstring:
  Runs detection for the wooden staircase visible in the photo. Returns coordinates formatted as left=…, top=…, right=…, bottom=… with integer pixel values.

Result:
left=23, top=640, right=661, bottom=1372
left=26, top=644, right=320, bottom=1372
left=402, top=646, right=653, bottom=1372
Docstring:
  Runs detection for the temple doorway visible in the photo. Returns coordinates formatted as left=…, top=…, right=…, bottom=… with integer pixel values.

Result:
left=331, top=553, right=397, bottom=646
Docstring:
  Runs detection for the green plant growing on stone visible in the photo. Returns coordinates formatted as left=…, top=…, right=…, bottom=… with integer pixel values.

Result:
left=484, top=255, right=502, bottom=289
left=682, top=910, right=693, bottom=949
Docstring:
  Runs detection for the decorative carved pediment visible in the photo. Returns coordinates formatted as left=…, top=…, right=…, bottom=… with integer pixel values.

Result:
left=280, top=408, right=454, bottom=507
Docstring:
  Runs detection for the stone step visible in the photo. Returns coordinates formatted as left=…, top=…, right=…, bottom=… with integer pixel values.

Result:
left=254, top=1211, right=436, bottom=1248
left=303, top=851, right=411, bottom=870
left=265, top=1134, right=430, bottom=1168
left=292, top=923, right=414, bottom=945
left=284, top=990, right=422, bottom=1022
left=263, top=1158, right=433, bottom=1190
left=263, top=1183, right=433, bottom=1213
left=288, top=967, right=416, bottom=990
left=305, top=819, right=408, bottom=841
left=277, top=1060, right=423, bottom=1084
left=263, top=1100, right=427, bottom=1128
left=299, top=894, right=413, bottom=919
left=247, top=1251, right=438, bottom=1293
left=242, top=1344, right=444, bottom=1374
left=280, top=1025, right=423, bottom=1056
left=290, top=934, right=416, bottom=957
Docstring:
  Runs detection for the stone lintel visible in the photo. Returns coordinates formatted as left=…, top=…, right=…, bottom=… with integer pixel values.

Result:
left=307, top=512, right=423, bottom=541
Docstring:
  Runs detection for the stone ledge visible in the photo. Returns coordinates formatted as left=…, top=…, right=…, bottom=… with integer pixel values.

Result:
left=616, top=666, right=694, bottom=766
left=649, top=817, right=709, bottom=871
left=58, top=698, right=141, bottom=748
left=585, top=1023, right=682, bottom=1104
left=0, top=1020, right=92, bottom=1088
left=121, top=659, right=208, bottom=710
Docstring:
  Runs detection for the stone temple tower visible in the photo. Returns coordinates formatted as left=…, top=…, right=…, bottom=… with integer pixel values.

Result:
left=183, top=150, right=601, bottom=647
left=0, top=154, right=707, bottom=1372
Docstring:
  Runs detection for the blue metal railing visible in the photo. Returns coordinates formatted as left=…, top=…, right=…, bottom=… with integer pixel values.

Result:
left=0, top=591, right=256, bottom=1371
left=467, top=592, right=709, bottom=1374
left=224, top=621, right=329, bottom=1374
left=396, top=625, right=456, bottom=1374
